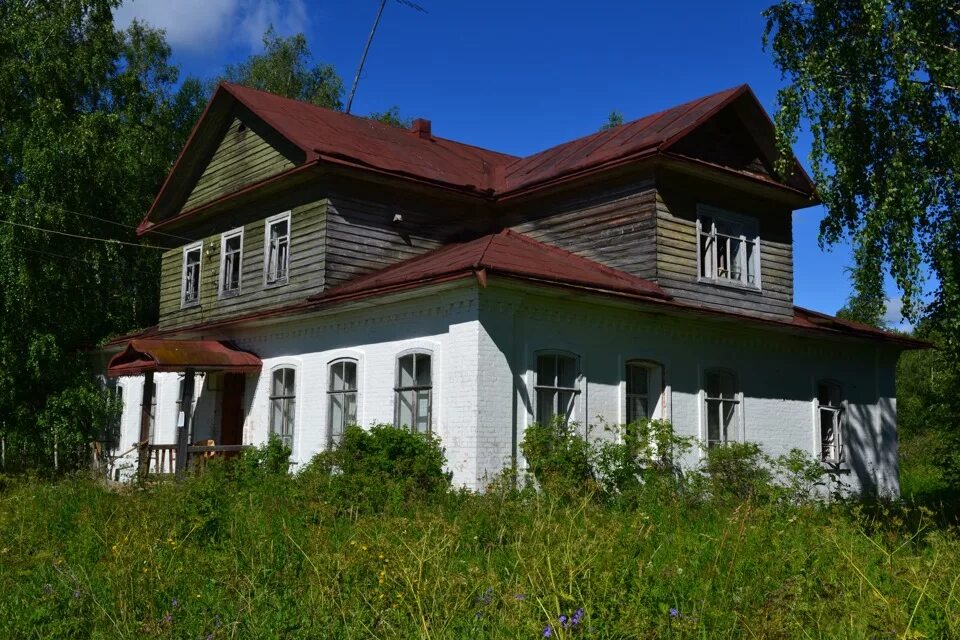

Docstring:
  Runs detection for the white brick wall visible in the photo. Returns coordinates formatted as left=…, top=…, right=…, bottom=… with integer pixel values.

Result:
left=113, top=280, right=901, bottom=495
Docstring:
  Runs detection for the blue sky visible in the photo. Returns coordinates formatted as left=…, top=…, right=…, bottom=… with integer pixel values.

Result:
left=115, top=0, right=906, bottom=325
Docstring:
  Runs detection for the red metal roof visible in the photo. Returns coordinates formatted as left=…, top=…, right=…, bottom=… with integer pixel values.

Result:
left=107, top=339, right=262, bottom=377
left=312, top=229, right=671, bottom=303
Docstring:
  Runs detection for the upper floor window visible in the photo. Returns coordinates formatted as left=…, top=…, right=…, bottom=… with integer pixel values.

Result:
left=264, top=212, right=290, bottom=286
left=328, top=359, right=358, bottom=448
left=704, top=368, right=739, bottom=447
left=625, top=360, right=664, bottom=423
left=698, top=206, right=760, bottom=288
left=395, top=352, right=432, bottom=434
left=269, top=367, right=296, bottom=450
left=535, top=352, right=579, bottom=425
left=817, top=380, right=844, bottom=463
left=219, top=228, right=243, bottom=297
left=181, top=242, right=202, bottom=307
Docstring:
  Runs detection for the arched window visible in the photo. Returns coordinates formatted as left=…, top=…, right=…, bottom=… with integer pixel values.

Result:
left=703, top=368, right=739, bottom=447
left=269, top=367, right=296, bottom=449
left=535, top=351, right=580, bottom=425
left=625, top=360, right=664, bottom=423
left=328, top=359, right=358, bottom=447
left=395, top=352, right=432, bottom=433
left=817, top=380, right=844, bottom=462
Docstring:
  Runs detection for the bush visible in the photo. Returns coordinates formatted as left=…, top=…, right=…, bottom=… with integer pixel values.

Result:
left=301, top=424, right=450, bottom=513
left=519, top=418, right=596, bottom=499
left=697, top=441, right=772, bottom=500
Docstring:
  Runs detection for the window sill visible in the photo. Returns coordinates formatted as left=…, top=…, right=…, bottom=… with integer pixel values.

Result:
left=264, top=278, right=289, bottom=290
left=821, top=460, right=850, bottom=474
left=180, top=300, right=201, bottom=310
left=218, top=289, right=241, bottom=300
left=696, top=277, right=762, bottom=294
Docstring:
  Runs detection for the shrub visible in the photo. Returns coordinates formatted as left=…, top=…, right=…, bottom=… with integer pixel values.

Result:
left=594, top=419, right=694, bottom=497
left=697, top=441, right=772, bottom=500
left=301, top=424, right=450, bottom=513
left=519, top=418, right=596, bottom=499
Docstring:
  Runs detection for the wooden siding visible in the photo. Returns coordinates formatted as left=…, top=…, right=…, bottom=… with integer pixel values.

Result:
left=654, top=175, right=794, bottom=319
left=506, top=178, right=659, bottom=280
left=158, top=198, right=326, bottom=329
left=182, top=117, right=295, bottom=212
left=324, top=188, right=489, bottom=288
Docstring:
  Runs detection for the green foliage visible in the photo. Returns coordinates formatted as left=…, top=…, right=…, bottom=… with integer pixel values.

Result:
left=698, top=441, right=773, bottom=500
left=599, top=110, right=625, bottom=130
left=0, top=467, right=959, bottom=637
left=0, top=1, right=204, bottom=466
left=519, top=418, right=596, bottom=498
left=219, top=27, right=344, bottom=109
left=301, top=424, right=450, bottom=513
left=368, top=105, right=413, bottom=128
left=763, top=1, right=960, bottom=356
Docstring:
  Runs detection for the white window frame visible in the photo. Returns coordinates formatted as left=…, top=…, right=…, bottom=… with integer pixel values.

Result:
left=394, top=350, right=433, bottom=434
left=181, top=241, right=203, bottom=308
left=218, top=227, right=244, bottom=298
left=533, top=350, right=581, bottom=426
left=696, top=204, right=761, bottom=290
left=263, top=211, right=291, bottom=287
left=816, top=379, right=845, bottom=464
left=702, top=367, right=742, bottom=448
left=624, top=360, right=665, bottom=424
left=327, top=358, right=359, bottom=449
left=268, top=365, right=297, bottom=451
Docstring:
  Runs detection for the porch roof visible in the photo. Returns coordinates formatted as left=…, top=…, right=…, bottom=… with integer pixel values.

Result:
left=107, top=339, right=261, bottom=377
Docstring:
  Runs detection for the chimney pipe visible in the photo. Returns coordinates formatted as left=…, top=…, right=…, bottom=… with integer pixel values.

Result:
left=412, top=118, right=431, bottom=140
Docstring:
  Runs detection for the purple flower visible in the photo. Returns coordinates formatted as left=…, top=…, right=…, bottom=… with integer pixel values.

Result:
left=542, top=626, right=553, bottom=638
left=171, top=598, right=179, bottom=608
left=162, top=613, right=173, bottom=624
left=559, top=614, right=568, bottom=628
left=669, top=607, right=680, bottom=619
left=571, top=607, right=584, bottom=626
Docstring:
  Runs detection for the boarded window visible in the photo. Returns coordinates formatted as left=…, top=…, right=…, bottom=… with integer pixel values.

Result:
left=704, top=368, right=739, bottom=447
left=395, top=353, right=432, bottom=434
left=535, top=352, right=579, bottom=425
left=328, top=359, right=358, bottom=447
left=269, top=367, right=296, bottom=450
left=182, top=243, right=202, bottom=306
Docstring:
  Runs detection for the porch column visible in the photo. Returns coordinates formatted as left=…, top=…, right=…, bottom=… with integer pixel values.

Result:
left=175, top=368, right=195, bottom=480
left=137, top=372, right=155, bottom=477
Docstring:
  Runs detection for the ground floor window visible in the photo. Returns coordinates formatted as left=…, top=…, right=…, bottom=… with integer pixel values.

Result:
left=817, top=380, right=844, bottom=462
left=328, top=359, right=358, bottom=447
left=704, top=368, right=739, bottom=447
left=535, top=352, right=580, bottom=425
left=625, top=360, right=664, bottom=423
left=395, top=352, right=432, bottom=433
left=269, top=367, right=296, bottom=449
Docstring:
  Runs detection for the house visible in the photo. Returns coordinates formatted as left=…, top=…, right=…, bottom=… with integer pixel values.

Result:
left=101, top=82, right=925, bottom=495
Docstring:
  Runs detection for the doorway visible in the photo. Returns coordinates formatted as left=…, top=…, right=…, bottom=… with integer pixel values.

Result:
left=220, top=373, right=246, bottom=446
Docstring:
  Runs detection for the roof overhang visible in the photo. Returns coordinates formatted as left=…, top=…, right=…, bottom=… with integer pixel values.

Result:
left=107, top=339, right=262, bottom=377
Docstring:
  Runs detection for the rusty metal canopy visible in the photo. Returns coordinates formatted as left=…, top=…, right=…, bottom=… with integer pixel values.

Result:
left=107, top=339, right=261, bottom=377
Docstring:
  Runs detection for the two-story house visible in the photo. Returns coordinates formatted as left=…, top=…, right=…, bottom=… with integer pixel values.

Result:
left=103, top=82, right=924, bottom=494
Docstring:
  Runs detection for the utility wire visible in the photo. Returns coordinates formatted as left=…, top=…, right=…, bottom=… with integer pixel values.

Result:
left=19, top=246, right=98, bottom=266
left=0, top=218, right=167, bottom=250
left=2, top=194, right=193, bottom=243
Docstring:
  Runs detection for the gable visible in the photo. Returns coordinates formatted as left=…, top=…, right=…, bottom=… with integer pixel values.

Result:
left=181, top=116, right=297, bottom=213
left=668, top=106, right=773, bottom=178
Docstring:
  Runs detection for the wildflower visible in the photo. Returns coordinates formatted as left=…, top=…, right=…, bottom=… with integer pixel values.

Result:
left=162, top=613, right=173, bottom=624
left=571, top=607, right=584, bottom=627
left=559, top=614, right=568, bottom=629
left=542, top=626, right=553, bottom=637
left=73, top=589, right=80, bottom=599
left=669, top=607, right=680, bottom=618
left=171, top=598, right=179, bottom=608
left=513, top=593, right=526, bottom=601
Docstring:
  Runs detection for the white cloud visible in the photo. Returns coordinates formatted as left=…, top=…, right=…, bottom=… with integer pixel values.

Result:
left=114, top=0, right=309, bottom=54
left=883, top=296, right=912, bottom=330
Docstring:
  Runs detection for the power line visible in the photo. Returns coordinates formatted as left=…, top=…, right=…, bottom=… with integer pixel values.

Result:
left=0, top=219, right=166, bottom=250
left=19, top=246, right=98, bottom=266
left=2, top=194, right=193, bottom=243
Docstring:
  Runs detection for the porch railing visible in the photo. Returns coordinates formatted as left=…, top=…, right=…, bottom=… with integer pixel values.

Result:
left=137, top=442, right=251, bottom=479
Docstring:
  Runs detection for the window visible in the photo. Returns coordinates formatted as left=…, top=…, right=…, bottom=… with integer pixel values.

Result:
left=181, top=242, right=202, bottom=306
left=269, top=367, right=296, bottom=449
left=704, top=368, right=740, bottom=447
left=264, top=212, right=290, bottom=286
left=327, top=359, right=358, bottom=447
left=219, top=228, right=243, bottom=296
left=395, top=352, right=432, bottom=433
left=817, top=380, right=844, bottom=463
left=698, top=206, right=760, bottom=288
left=625, top=360, right=664, bottom=423
left=141, top=376, right=157, bottom=443
left=535, top=352, right=579, bottom=425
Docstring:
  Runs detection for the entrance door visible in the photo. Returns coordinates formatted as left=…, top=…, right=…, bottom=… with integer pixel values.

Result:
left=220, top=373, right=246, bottom=446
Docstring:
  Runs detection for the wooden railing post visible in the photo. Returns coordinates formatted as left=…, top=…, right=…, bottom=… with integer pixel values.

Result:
left=175, top=368, right=195, bottom=480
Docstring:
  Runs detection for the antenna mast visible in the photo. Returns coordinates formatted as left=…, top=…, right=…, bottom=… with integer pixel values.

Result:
left=345, top=0, right=426, bottom=115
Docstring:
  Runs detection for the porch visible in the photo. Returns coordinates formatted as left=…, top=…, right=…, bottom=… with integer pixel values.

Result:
left=108, top=338, right=261, bottom=479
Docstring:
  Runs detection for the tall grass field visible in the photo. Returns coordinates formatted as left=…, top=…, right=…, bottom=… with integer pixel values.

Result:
left=0, top=424, right=957, bottom=639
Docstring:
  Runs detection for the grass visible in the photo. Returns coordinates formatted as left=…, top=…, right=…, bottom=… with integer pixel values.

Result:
left=0, top=460, right=958, bottom=639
